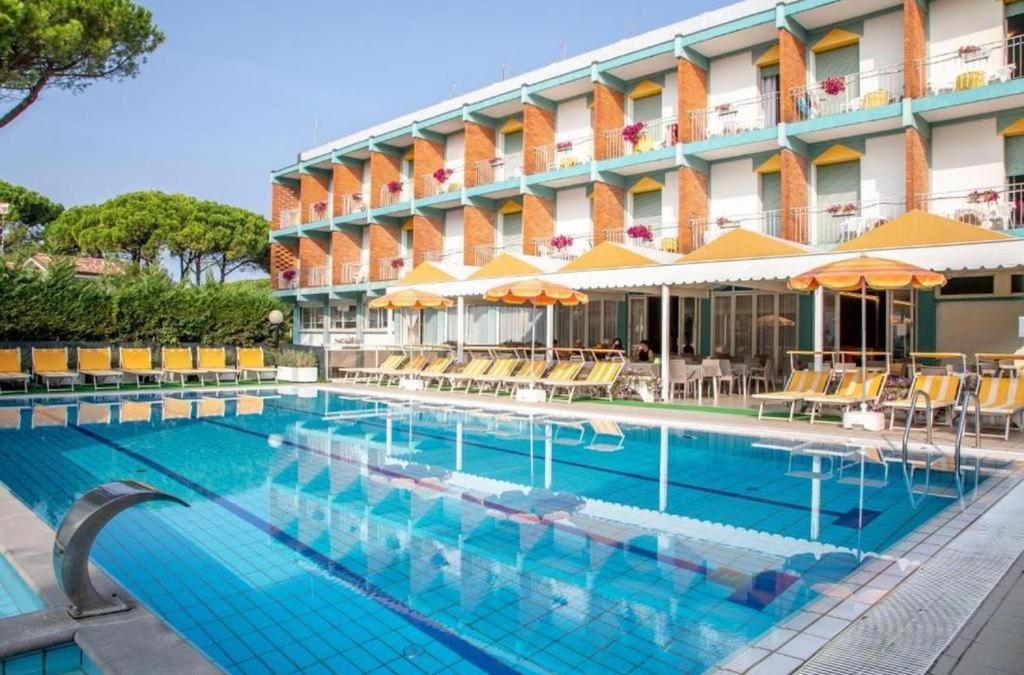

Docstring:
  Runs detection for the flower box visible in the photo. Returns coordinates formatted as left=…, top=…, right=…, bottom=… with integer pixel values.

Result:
left=278, top=366, right=318, bottom=383
left=555, top=141, right=574, bottom=152
left=967, top=189, right=999, bottom=204
left=826, top=202, right=858, bottom=216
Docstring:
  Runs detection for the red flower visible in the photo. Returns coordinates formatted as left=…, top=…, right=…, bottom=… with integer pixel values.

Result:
left=621, top=122, right=647, bottom=146
left=821, top=76, right=846, bottom=96
left=390, top=257, right=406, bottom=269
left=550, top=234, right=574, bottom=250
left=386, top=180, right=402, bottom=194
left=626, top=224, right=653, bottom=241
left=432, top=167, right=454, bottom=183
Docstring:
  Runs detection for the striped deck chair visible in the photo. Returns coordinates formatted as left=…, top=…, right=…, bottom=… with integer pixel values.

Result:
left=162, top=347, right=208, bottom=387
left=119, top=400, right=154, bottom=423
left=586, top=419, right=625, bottom=452
left=0, top=407, right=21, bottom=430
left=752, top=370, right=832, bottom=421
left=32, top=404, right=69, bottom=428
left=497, top=360, right=549, bottom=396
left=381, top=355, right=429, bottom=385
left=236, top=347, right=277, bottom=383
left=885, top=373, right=963, bottom=430
left=77, top=402, right=112, bottom=426
left=806, top=370, right=888, bottom=424
left=119, top=348, right=162, bottom=388
left=547, top=361, right=623, bottom=403
left=77, top=347, right=122, bottom=390
left=31, top=348, right=78, bottom=392
left=197, top=347, right=241, bottom=385
left=197, top=397, right=227, bottom=418
left=464, top=358, right=520, bottom=394
left=0, top=349, right=29, bottom=394
left=236, top=395, right=265, bottom=416
left=162, top=397, right=193, bottom=421
left=340, top=354, right=406, bottom=383
left=972, top=376, right=1024, bottom=440
left=415, top=357, right=454, bottom=387
left=435, top=358, right=492, bottom=391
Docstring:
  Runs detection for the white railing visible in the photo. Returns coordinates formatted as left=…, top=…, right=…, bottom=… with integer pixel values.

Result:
left=277, top=268, right=299, bottom=290
left=916, top=36, right=1023, bottom=96
left=915, top=187, right=1022, bottom=231
left=340, top=262, right=369, bottom=285
left=277, top=208, right=300, bottom=229
left=339, top=193, right=368, bottom=216
left=791, top=64, right=903, bottom=121
left=603, top=218, right=681, bottom=253
left=690, top=211, right=783, bottom=251
left=378, top=180, right=413, bottom=208
left=304, top=265, right=329, bottom=288
left=378, top=256, right=411, bottom=282
left=473, top=152, right=524, bottom=185
left=307, top=202, right=329, bottom=223
left=530, top=233, right=593, bottom=260
left=601, top=115, right=679, bottom=160
left=791, top=198, right=906, bottom=246
left=531, top=136, right=594, bottom=174
left=689, top=92, right=779, bottom=141
left=473, top=235, right=524, bottom=266
left=420, top=165, right=465, bottom=198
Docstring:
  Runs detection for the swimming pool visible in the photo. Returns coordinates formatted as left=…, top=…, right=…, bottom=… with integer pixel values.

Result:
left=0, top=390, right=1001, bottom=673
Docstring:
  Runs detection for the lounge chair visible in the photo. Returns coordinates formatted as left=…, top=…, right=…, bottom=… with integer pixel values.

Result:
left=197, top=347, right=241, bottom=385
left=31, top=347, right=78, bottom=392
left=806, top=371, right=888, bottom=424
left=236, top=347, right=277, bottom=383
left=77, top=402, right=113, bottom=425
left=464, top=358, right=520, bottom=394
left=161, top=397, right=193, bottom=420
left=0, top=349, right=29, bottom=394
left=0, top=407, right=22, bottom=430
left=339, top=354, right=406, bottom=383
left=381, top=355, right=429, bottom=386
left=197, top=397, right=227, bottom=418
left=77, top=347, right=123, bottom=390
left=434, top=358, right=493, bottom=391
left=586, top=420, right=625, bottom=451
left=236, top=395, right=265, bottom=416
left=970, top=376, right=1024, bottom=440
left=119, top=400, right=154, bottom=423
left=162, top=347, right=208, bottom=386
left=752, top=370, right=832, bottom=421
left=32, top=404, right=69, bottom=428
left=497, top=360, right=549, bottom=396
left=885, top=373, right=963, bottom=430
left=547, top=362, right=623, bottom=403
left=119, top=347, right=163, bottom=388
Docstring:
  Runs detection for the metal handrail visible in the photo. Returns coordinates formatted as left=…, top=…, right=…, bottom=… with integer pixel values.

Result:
left=954, top=389, right=982, bottom=478
left=902, top=390, right=933, bottom=462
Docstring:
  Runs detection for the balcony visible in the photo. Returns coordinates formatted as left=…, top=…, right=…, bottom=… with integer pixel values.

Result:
left=304, top=265, right=329, bottom=288
left=689, top=93, right=779, bottom=141
left=915, top=187, right=1022, bottom=231
left=530, top=233, right=594, bottom=261
left=378, top=179, right=412, bottom=208
left=530, top=136, right=594, bottom=174
left=689, top=211, right=782, bottom=251
left=277, top=268, right=299, bottom=290
left=603, top=218, right=680, bottom=253
left=472, top=235, right=524, bottom=266
left=277, top=208, right=300, bottom=230
left=378, top=256, right=412, bottom=282
left=307, top=201, right=329, bottom=223
left=601, top=116, right=679, bottom=161
left=340, top=262, right=369, bottom=285
left=421, top=165, right=465, bottom=198
left=339, top=193, right=368, bottom=216
left=472, top=152, right=524, bottom=186
left=791, top=198, right=906, bottom=246
left=916, top=36, right=1022, bottom=97
left=791, top=64, right=903, bottom=121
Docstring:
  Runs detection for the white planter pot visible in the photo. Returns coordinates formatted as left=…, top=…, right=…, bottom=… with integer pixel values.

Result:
left=515, top=387, right=547, bottom=403
left=399, top=377, right=425, bottom=391
left=278, top=366, right=318, bottom=383
left=637, top=384, right=656, bottom=403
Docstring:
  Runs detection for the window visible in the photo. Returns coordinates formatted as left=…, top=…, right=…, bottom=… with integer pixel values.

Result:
left=300, top=306, right=323, bottom=331
left=365, top=304, right=388, bottom=330
left=631, top=190, right=662, bottom=225
left=1012, top=274, right=1023, bottom=294
left=632, top=93, right=662, bottom=124
left=331, top=304, right=357, bottom=331
left=940, top=276, right=995, bottom=296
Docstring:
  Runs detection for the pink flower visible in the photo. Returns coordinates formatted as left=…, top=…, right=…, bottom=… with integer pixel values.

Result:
left=432, top=167, right=455, bottom=183
left=715, top=217, right=732, bottom=227
left=821, top=76, right=846, bottom=96
left=282, top=269, right=297, bottom=281
left=386, top=180, right=402, bottom=194
left=626, top=224, right=653, bottom=241
left=555, top=141, right=573, bottom=152
left=390, top=257, right=406, bottom=269
left=550, top=234, right=574, bottom=250
left=621, top=122, right=647, bottom=146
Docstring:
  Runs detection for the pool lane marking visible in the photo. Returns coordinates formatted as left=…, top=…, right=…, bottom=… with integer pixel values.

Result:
left=267, top=401, right=849, bottom=519
left=67, top=423, right=519, bottom=675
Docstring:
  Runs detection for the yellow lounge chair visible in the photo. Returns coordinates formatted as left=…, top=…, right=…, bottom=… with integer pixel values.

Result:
left=197, top=397, right=227, bottom=418
left=197, top=347, right=241, bottom=385
left=162, top=347, right=208, bottom=386
left=587, top=419, right=625, bottom=451
left=77, top=347, right=123, bottom=390
left=464, top=358, right=520, bottom=393
left=119, top=347, right=163, bottom=388
left=31, top=347, right=78, bottom=392
left=498, top=360, right=549, bottom=396
left=806, top=371, right=888, bottom=424
left=340, top=354, right=406, bottom=383
left=161, top=397, right=193, bottom=420
left=381, top=355, right=429, bottom=385
left=435, top=358, right=493, bottom=391
left=119, top=400, right=154, bottom=423
left=0, top=407, right=22, bottom=430
left=416, top=357, right=453, bottom=383
left=77, top=402, right=113, bottom=425
left=547, top=361, right=623, bottom=402
left=236, top=395, right=265, bottom=416
left=0, top=349, right=29, bottom=394
left=236, top=347, right=277, bottom=383
left=885, top=373, right=963, bottom=431
left=752, top=370, right=832, bottom=421
left=32, top=404, right=69, bottom=428
left=971, top=376, right=1024, bottom=440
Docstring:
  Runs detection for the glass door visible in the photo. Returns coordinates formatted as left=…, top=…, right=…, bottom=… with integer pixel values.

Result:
left=629, top=297, right=648, bottom=349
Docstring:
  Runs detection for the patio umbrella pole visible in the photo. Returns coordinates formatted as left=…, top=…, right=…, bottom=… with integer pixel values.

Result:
left=860, top=280, right=867, bottom=411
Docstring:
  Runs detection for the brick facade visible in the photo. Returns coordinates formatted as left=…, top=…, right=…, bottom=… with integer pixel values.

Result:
left=299, top=172, right=330, bottom=224
left=593, top=82, right=625, bottom=160
left=332, top=162, right=363, bottom=216
left=677, top=167, right=709, bottom=253
left=270, top=181, right=299, bottom=230
left=779, top=29, right=806, bottom=123
left=331, top=228, right=361, bottom=284
left=269, top=244, right=297, bottom=289
left=905, top=127, right=930, bottom=208
left=412, top=137, right=445, bottom=198
left=464, top=122, right=496, bottom=189
left=677, top=59, right=708, bottom=144
left=369, top=151, right=400, bottom=208
left=904, top=0, right=927, bottom=99
left=298, top=236, right=329, bottom=286
left=592, top=182, right=625, bottom=244
left=368, top=222, right=400, bottom=282
left=523, top=103, right=555, bottom=174
left=412, top=214, right=443, bottom=266
left=463, top=205, right=495, bottom=266
left=522, top=194, right=554, bottom=254
left=780, top=149, right=809, bottom=242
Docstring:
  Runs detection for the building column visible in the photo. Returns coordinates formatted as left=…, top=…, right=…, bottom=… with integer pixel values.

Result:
left=813, top=288, right=824, bottom=370
left=592, top=182, right=625, bottom=244
left=779, top=27, right=806, bottom=124
left=780, top=149, right=809, bottom=243
left=545, top=305, right=554, bottom=361
left=592, top=82, right=625, bottom=161
left=522, top=193, right=554, bottom=254
left=355, top=295, right=364, bottom=344
left=291, top=304, right=301, bottom=344
left=456, top=296, right=465, bottom=362
left=905, top=128, right=929, bottom=211
left=678, top=167, right=709, bottom=253
left=661, top=285, right=671, bottom=401
left=903, top=0, right=927, bottom=99
left=321, top=297, right=331, bottom=346
left=677, top=57, right=708, bottom=144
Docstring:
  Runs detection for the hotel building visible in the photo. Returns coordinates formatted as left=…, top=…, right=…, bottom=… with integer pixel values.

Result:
left=268, top=0, right=1024, bottom=376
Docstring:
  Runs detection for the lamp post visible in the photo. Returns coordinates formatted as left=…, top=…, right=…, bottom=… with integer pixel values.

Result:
left=267, top=309, right=284, bottom=349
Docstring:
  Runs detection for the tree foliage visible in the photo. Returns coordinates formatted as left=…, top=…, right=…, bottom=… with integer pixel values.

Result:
left=0, top=178, right=62, bottom=258
left=0, top=260, right=289, bottom=344
left=0, top=0, right=164, bottom=127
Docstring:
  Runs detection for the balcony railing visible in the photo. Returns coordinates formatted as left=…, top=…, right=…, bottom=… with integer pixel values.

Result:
left=689, top=211, right=782, bottom=251
left=601, top=116, right=679, bottom=160
left=339, top=193, right=368, bottom=216
left=790, top=64, right=903, bottom=121
left=916, top=36, right=1023, bottom=96
left=531, top=136, right=594, bottom=174
left=277, top=268, right=299, bottom=290
left=378, top=256, right=411, bottom=282
left=915, top=187, right=1022, bottom=231
left=340, top=262, right=369, bottom=285
left=277, top=208, right=300, bottom=229
left=473, top=152, right=524, bottom=186
left=791, top=198, right=906, bottom=246
left=304, top=265, right=329, bottom=288
left=420, top=165, right=465, bottom=198
left=307, top=201, right=329, bottom=223
left=689, top=93, right=779, bottom=141
left=378, top=179, right=413, bottom=208
left=530, top=234, right=593, bottom=260
left=603, top=218, right=681, bottom=253
left=473, top=235, right=524, bottom=266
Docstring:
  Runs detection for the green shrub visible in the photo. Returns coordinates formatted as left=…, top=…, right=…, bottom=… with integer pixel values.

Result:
left=275, top=349, right=318, bottom=368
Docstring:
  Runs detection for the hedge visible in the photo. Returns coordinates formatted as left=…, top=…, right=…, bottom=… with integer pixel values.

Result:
left=0, top=261, right=289, bottom=345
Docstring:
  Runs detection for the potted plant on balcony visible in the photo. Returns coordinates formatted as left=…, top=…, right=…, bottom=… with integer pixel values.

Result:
left=390, top=257, right=406, bottom=270
left=715, top=216, right=735, bottom=228
left=386, top=180, right=402, bottom=195
left=281, top=268, right=297, bottom=286
left=489, top=156, right=504, bottom=166
left=276, top=348, right=319, bottom=383
left=550, top=234, right=574, bottom=252
left=821, top=76, right=846, bottom=96
left=311, top=200, right=328, bottom=219
left=626, top=224, right=654, bottom=245
left=621, top=122, right=646, bottom=147
left=826, top=202, right=859, bottom=216
left=967, top=189, right=1000, bottom=204
left=433, top=167, right=454, bottom=184
left=957, top=44, right=989, bottom=63
left=555, top=140, right=574, bottom=152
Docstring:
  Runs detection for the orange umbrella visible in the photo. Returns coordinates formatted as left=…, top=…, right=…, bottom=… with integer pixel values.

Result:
left=788, top=255, right=946, bottom=409
left=483, top=278, right=589, bottom=307
left=368, top=288, right=454, bottom=310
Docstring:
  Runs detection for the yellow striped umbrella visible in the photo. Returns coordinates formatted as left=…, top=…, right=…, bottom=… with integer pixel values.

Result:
left=368, top=288, right=454, bottom=310
left=483, top=278, right=589, bottom=307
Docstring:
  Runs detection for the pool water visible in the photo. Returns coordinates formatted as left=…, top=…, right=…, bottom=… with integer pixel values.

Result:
left=0, top=391, right=995, bottom=673
left=0, top=552, right=43, bottom=619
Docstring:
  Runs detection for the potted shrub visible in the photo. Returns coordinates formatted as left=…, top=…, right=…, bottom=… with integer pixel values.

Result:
left=386, top=180, right=402, bottom=194
left=626, top=224, right=654, bottom=244
left=276, top=349, right=318, bottom=383
left=821, top=76, right=846, bottom=96
left=433, top=167, right=454, bottom=184
left=621, top=122, right=646, bottom=146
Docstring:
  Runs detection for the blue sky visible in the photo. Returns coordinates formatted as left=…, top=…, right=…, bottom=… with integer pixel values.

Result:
left=0, top=0, right=732, bottom=216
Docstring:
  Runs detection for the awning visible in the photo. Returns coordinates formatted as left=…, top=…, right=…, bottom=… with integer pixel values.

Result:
left=834, top=210, right=1013, bottom=252
left=679, top=228, right=808, bottom=264
left=468, top=252, right=562, bottom=280
left=559, top=241, right=678, bottom=273
left=397, top=261, right=478, bottom=285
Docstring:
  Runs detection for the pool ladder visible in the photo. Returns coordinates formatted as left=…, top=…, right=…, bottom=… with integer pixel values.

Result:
left=900, top=388, right=981, bottom=500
